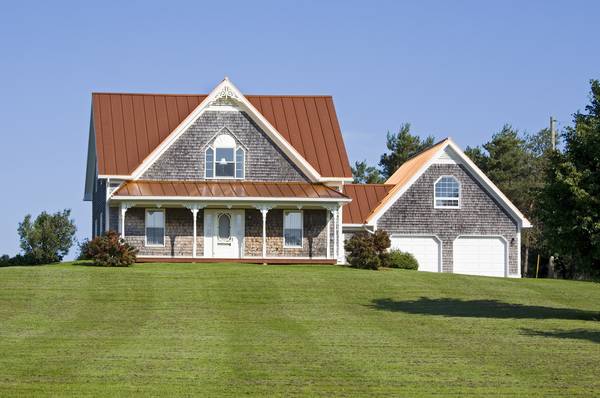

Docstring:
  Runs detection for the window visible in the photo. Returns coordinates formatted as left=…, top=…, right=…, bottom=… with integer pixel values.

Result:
left=215, top=147, right=235, bottom=177
left=283, top=210, right=303, bottom=248
left=217, top=213, right=231, bottom=244
left=205, top=147, right=214, bottom=178
left=434, top=176, right=460, bottom=208
left=235, top=148, right=245, bottom=179
left=146, top=209, right=165, bottom=246
left=205, top=133, right=245, bottom=179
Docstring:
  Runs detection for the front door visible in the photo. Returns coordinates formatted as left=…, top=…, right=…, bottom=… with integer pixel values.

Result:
left=204, top=209, right=244, bottom=258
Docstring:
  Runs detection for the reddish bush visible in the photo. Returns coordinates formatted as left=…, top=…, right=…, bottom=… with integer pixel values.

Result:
left=81, top=230, right=137, bottom=267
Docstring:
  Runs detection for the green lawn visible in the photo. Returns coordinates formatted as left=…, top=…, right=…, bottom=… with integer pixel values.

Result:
left=0, top=263, right=599, bottom=397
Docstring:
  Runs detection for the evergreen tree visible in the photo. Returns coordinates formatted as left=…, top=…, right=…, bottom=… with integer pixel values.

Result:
left=379, top=123, right=434, bottom=178
left=351, top=160, right=384, bottom=183
left=539, top=80, right=600, bottom=277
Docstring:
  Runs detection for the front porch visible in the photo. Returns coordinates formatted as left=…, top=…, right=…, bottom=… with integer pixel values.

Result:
left=109, top=203, right=345, bottom=264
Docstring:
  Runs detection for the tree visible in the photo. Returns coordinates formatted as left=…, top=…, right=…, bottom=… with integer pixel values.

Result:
left=17, top=209, right=77, bottom=264
left=379, top=123, right=435, bottom=179
left=351, top=160, right=384, bottom=183
left=538, top=80, right=600, bottom=277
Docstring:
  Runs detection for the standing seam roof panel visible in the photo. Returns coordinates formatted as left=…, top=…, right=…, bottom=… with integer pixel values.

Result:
left=92, top=93, right=352, bottom=177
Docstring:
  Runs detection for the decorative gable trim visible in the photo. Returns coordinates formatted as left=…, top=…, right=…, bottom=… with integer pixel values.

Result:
left=129, top=78, right=323, bottom=182
left=367, top=139, right=531, bottom=228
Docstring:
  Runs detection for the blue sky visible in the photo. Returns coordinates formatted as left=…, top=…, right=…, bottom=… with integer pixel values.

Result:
left=0, top=0, right=598, bottom=258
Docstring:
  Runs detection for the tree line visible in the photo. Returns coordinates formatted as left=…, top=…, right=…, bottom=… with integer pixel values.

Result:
left=352, top=80, right=600, bottom=279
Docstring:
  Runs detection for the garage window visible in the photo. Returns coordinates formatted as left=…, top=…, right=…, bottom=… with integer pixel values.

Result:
left=434, top=176, right=460, bottom=208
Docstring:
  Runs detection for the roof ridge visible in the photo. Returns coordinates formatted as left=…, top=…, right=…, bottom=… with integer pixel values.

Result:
left=92, top=92, right=333, bottom=98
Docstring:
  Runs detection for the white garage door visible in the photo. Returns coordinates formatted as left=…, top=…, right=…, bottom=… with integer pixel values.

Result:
left=453, top=236, right=506, bottom=277
left=390, top=236, right=440, bottom=272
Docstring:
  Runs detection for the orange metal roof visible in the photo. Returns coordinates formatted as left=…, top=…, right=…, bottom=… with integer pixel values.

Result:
left=92, top=93, right=352, bottom=178
left=114, top=180, right=349, bottom=200
left=342, top=184, right=394, bottom=224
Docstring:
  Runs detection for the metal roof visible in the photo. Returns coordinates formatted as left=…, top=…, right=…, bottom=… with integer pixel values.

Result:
left=92, top=93, right=352, bottom=178
left=113, top=180, right=350, bottom=201
left=342, top=184, right=394, bottom=224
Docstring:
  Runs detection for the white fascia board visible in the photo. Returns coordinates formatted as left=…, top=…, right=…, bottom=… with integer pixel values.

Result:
left=128, top=78, right=323, bottom=182
left=98, top=174, right=132, bottom=179
left=367, top=139, right=531, bottom=228
left=83, top=109, right=97, bottom=201
left=445, top=140, right=531, bottom=228
left=319, top=177, right=354, bottom=183
left=367, top=143, right=449, bottom=224
left=111, top=195, right=351, bottom=203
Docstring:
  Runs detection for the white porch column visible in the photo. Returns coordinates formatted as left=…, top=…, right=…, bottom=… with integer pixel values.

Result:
left=338, top=204, right=344, bottom=264
left=255, top=205, right=272, bottom=259
left=326, top=210, right=331, bottom=259
left=331, top=207, right=338, bottom=260
left=119, top=203, right=133, bottom=238
left=186, top=204, right=204, bottom=258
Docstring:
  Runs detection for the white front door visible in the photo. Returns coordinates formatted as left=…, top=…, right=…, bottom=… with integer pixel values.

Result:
left=453, top=236, right=506, bottom=277
left=390, top=235, right=441, bottom=272
left=204, top=209, right=245, bottom=258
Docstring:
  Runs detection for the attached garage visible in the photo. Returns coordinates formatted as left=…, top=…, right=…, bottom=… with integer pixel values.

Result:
left=390, top=235, right=441, bottom=272
left=453, top=236, right=507, bottom=277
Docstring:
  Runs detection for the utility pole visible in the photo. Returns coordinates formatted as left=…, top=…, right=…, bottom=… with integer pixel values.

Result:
left=550, top=116, right=556, bottom=150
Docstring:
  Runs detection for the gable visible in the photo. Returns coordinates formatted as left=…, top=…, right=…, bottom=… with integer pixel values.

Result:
left=91, top=84, right=352, bottom=179
left=366, top=139, right=530, bottom=228
left=141, top=109, right=309, bottom=182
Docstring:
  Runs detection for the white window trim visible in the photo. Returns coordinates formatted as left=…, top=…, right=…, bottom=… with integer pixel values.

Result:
left=205, top=147, right=214, bottom=179
left=235, top=147, right=246, bottom=179
left=283, top=210, right=303, bottom=249
left=145, top=208, right=166, bottom=247
left=205, top=139, right=246, bottom=180
left=433, top=175, right=461, bottom=209
left=216, top=212, right=233, bottom=244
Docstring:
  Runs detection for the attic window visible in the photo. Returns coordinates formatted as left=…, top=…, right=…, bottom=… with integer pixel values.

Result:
left=434, top=176, right=460, bottom=208
left=205, top=134, right=245, bottom=179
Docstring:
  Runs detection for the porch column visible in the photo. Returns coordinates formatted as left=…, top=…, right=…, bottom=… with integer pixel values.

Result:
left=326, top=210, right=331, bottom=259
left=332, top=207, right=338, bottom=260
left=256, top=205, right=271, bottom=258
left=338, top=204, right=344, bottom=264
left=119, top=203, right=134, bottom=238
left=186, top=204, right=204, bottom=258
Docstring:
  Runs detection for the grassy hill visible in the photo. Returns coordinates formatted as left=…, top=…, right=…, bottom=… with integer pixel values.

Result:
left=1, top=262, right=599, bottom=397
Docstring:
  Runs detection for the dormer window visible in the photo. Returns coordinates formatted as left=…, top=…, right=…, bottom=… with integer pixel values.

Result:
left=205, top=133, right=245, bottom=179
left=434, top=176, right=460, bottom=208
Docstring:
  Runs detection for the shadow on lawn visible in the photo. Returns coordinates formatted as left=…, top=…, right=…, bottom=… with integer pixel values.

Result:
left=521, top=328, right=600, bottom=344
left=369, top=297, right=600, bottom=321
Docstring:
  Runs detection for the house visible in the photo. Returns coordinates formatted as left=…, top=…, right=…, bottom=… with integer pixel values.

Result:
left=84, top=78, right=531, bottom=276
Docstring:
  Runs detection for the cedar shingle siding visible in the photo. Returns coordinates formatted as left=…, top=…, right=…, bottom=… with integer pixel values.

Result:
left=378, top=164, right=519, bottom=274
left=142, top=110, right=309, bottom=182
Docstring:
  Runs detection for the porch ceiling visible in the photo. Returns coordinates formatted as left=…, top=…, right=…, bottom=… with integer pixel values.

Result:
left=113, top=180, right=350, bottom=202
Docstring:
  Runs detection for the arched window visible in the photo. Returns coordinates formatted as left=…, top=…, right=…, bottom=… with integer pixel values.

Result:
left=205, top=134, right=245, bottom=179
left=434, top=176, right=460, bottom=208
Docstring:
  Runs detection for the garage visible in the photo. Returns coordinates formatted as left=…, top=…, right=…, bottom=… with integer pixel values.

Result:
left=390, top=236, right=441, bottom=272
left=453, top=236, right=507, bottom=277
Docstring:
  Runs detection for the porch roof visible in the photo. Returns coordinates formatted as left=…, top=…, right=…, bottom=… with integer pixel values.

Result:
left=112, top=180, right=350, bottom=202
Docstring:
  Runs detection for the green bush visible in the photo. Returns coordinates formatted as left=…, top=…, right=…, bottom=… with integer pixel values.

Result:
left=344, top=230, right=391, bottom=270
left=387, top=250, right=419, bottom=270
left=0, top=254, right=35, bottom=267
left=84, top=230, right=137, bottom=267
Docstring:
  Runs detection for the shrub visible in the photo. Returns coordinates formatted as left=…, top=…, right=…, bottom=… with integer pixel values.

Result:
left=344, top=230, right=391, bottom=270
left=387, top=250, right=419, bottom=270
left=0, top=254, right=35, bottom=267
left=17, top=209, right=77, bottom=264
left=85, top=230, right=137, bottom=267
